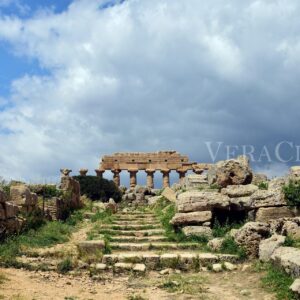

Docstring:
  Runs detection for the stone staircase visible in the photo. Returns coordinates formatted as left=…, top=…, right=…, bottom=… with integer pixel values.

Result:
left=94, top=209, right=240, bottom=273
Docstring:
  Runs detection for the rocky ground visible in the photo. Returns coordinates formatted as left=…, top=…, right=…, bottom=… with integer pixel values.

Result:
left=0, top=265, right=275, bottom=300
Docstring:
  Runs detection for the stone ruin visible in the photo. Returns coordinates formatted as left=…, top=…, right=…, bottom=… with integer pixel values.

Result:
left=95, top=150, right=211, bottom=188
left=0, top=170, right=82, bottom=238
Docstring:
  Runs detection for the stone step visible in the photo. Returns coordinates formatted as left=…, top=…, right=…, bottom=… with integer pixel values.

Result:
left=116, top=215, right=158, bottom=220
left=98, top=229, right=166, bottom=236
left=117, top=211, right=154, bottom=215
left=102, top=252, right=240, bottom=270
left=110, top=242, right=205, bottom=251
left=112, top=220, right=160, bottom=225
left=110, top=235, right=168, bottom=243
left=100, top=224, right=162, bottom=231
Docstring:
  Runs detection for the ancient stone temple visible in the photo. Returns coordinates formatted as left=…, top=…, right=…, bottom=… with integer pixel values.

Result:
left=95, top=151, right=205, bottom=188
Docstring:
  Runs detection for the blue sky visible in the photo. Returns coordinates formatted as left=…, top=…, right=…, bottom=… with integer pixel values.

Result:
left=0, top=0, right=300, bottom=184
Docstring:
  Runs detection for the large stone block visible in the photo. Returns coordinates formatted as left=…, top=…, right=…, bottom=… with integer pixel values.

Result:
left=170, top=211, right=212, bottom=226
left=10, top=185, right=35, bottom=206
left=5, top=202, right=19, bottom=218
left=207, top=155, right=253, bottom=188
left=256, top=207, right=295, bottom=222
left=250, top=189, right=286, bottom=208
left=221, top=184, right=258, bottom=198
left=182, top=226, right=212, bottom=238
left=183, top=174, right=209, bottom=190
left=177, top=191, right=230, bottom=213
left=234, top=222, right=270, bottom=257
left=77, top=240, right=105, bottom=255
left=271, top=247, right=300, bottom=277
left=162, top=187, right=176, bottom=202
left=259, top=234, right=286, bottom=262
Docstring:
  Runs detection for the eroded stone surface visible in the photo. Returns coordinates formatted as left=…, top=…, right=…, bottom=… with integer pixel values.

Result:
left=170, top=211, right=212, bottom=226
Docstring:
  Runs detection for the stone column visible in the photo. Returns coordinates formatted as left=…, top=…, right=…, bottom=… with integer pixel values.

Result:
left=79, top=169, right=88, bottom=176
left=112, top=169, right=121, bottom=186
left=177, top=171, right=187, bottom=184
left=95, top=169, right=105, bottom=179
left=129, top=170, right=138, bottom=188
left=161, top=169, right=170, bottom=188
left=146, top=169, right=155, bottom=189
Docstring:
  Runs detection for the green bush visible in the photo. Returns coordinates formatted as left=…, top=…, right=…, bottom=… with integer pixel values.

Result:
left=219, top=236, right=247, bottom=259
left=28, top=184, right=61, bottom=198
left=73, top=176, right=121, bottom=202
left=212, top=219, right=243, bottom=238
left=57, top=257, right=73, bottom=274
left=258, top=182, right=268, bottom=190
left=283, top=181, right=300, bottom=206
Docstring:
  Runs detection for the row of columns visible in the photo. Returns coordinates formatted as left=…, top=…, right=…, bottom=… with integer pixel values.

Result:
left=95, top=168, right=188, bottom=188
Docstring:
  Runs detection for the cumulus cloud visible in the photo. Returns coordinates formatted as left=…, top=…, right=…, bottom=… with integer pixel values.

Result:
left=0, top=0, right=299, bottom=183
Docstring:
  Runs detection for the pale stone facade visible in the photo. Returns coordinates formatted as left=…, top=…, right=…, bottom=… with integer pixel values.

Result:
left=95, top=151, right=209, bottom=188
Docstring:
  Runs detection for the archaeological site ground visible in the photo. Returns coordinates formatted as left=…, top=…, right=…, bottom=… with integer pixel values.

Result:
left=1, top=151, right=300, bottom=299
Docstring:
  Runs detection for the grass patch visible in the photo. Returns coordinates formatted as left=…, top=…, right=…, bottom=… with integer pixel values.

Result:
left=212, top=219, right=243, bottom=238
left=90, top=210, right=115, bottom=223
left=158, top=274, right=207, bottom=296
left=219, top=236, right=247, bottom=259
left=283, top=236, right=300, bottom=248
left=257, top=262, right=296, bottom=300
left=0, top=212, right=83, bottom=266
left=57, top=257, right=74, bottom=274
left=258, top=182, right=268, bottom=190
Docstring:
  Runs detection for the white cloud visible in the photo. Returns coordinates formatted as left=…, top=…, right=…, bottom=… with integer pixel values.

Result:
left=0, top=0, right=300, bottom=182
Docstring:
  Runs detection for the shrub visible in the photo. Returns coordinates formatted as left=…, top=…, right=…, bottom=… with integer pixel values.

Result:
left=258, top=182, right=268, bottom=190
left=219, top=236, right=247, bottom=259
left=283, top=181, right=300, bottom=207
left=73, top=176, right=121, bottom=202
left=57, top=257, right=73, bottom=274
left=212, top=219, right=243, bottom=238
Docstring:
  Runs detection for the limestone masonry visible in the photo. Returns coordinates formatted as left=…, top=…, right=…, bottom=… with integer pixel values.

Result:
left=96, top=151, right=211, bottom=188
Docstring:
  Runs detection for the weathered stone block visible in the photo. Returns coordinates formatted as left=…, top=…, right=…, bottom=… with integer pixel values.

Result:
left=207, top=155, right=253, bottom=188
left=5, top=202, right=18, bottom=218
left=177, top=191, right=229, bottom=213
left=162, top=187, right=176, bottom=202
left=259, top=234, right=286, bottom=262
left=170, top=211, right=212, bottom=226
left=182, top=226, right=212, bottom=238
left=221, top=184, right=258, bottom=198
left=183, top=174, right=209, bottom=190
left=234, top=222, right=270, bottom=257
left=250, top=189, right=287, bottom=208
left=10, top=185, right=32, bottom=206
left=271, top=247, right=300, bottom=277
left=256, top=207, right=295, bottom=222
left=77, top=240, right=105, bottom=255
left=290, top=279, right=300, bottom=297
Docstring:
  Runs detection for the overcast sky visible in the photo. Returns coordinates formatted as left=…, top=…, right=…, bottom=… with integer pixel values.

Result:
left=0, top=0, right=299, bottom=185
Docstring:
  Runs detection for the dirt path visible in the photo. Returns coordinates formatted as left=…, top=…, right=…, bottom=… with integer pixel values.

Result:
left=0, top=265, right=275, bottom=300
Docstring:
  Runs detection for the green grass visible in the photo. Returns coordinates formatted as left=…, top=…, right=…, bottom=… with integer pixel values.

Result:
left=90, top=210, right=115, bottom=223
left=127, top=295, right=147, bottom=300
left=283, top=236, right=300, bottom=248
left=256, top=262, right=296, bottom=300
left=219, top=236, right=247, bottom=259
left=212, top=219, right=243, bottom=238
left=258, top=182, right=268, bottom=190
left=57, top=257, right=74, bottom=274
left=0, top=215, right=81, bottom=266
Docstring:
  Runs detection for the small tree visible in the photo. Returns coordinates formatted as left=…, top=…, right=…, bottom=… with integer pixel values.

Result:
left=73, top=176, right=121, bottom=202
left=283, top=180, right=300, bottom=207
